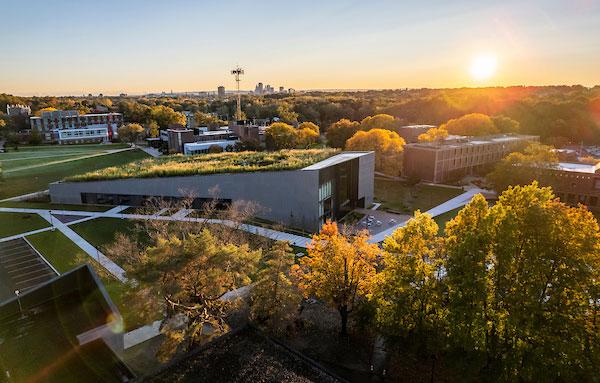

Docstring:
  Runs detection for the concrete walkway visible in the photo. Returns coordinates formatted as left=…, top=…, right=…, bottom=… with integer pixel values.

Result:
left=37, top=212, right=128, bottom=282
left=0, top=207, right=312, bottom=248
left=138, top=146, right=161, bottom=158
left=369, top=188, right=491, bottom=243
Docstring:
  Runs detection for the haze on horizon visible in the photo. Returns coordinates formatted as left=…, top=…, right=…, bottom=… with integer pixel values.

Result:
left=1, top=0, right=599, bottom=96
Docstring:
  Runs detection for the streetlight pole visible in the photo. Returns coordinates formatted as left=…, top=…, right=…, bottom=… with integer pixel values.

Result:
left=15, top=290, right=23, bottom=318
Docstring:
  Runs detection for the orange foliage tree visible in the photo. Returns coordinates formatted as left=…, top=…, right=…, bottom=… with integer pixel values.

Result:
left=292, top=221, right=379, bottom=336
left=440, top=113, right=499, bottom=136
left=346, top=128, right=405, bottom=175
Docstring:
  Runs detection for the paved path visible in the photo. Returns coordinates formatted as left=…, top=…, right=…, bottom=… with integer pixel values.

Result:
left=138, top=146, right=161, bottom=158
left=369, top=188, right=490, bottom=243
left=0, top=190, right=49, bottom=202
left=0, top=207, right=312, bottom=248
left=37, top=211, right=128, bottom=282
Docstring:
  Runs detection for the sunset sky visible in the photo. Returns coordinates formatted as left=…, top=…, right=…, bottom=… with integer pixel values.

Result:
left=1, top=0, right=599, bottom=96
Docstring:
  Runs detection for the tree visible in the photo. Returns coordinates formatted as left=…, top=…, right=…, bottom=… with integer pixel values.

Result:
left=150, top=105, right=186, bottom=128
left=346, top=129, right=405, bottom=175
left=194, top=112, right=226, bottom=128
left=325, top=119, right=360, bottom=148
left=292, top=221, right=379, bottom=336
left=360, top=114, right=400, bottom=131
left=117, top=123, right=145, bottom=144
left=374, top=212, right=445, bottom=347
left=298, top=121, right=320, bottom=134
left=492, top=115, right=520, bottom=133
left=208, top=144, right=224, bottom=153
left=418, top=127, right=448, bottom=142
left=147, top=120, right=160, bottom=138
left=487, top=143, right=558, bottom=192
left=296, top=127, right=319, bottom=148
left=440, top=113, right=499, bottom=136
left=118, top=229, right=261, bottom=360
left=250, top=241, right=301, bottom=334
left=265, top=122, right=297, bottom=150
left=444, top=194, right=491, bottom=352
left=276, top=103, right=299, bottom=123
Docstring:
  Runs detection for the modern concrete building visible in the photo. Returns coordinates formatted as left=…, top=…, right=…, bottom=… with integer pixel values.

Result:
left=217, top=85, right=226, bottom=98
left=403, top=134, right=539, bottom=183
left=6, top=104, right=31, bottom=116
left=30, top=110, right=123, bottom=144
left=49, top=151, right=375, bottom=232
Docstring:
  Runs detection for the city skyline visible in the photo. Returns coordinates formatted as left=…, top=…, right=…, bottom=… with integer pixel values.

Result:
left=2, top=0, right=600, bottom=96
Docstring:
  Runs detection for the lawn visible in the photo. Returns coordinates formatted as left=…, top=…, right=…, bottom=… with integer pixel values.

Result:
left=432, top=207, right=462, bottom=235
left=26, top=229, right=151, bottom=330
left=0, top=148, right=149, bottom=199
left=0, top=212, right=49, bottom=237
left=374, top=178, right=464, bottom=214
left=70, top=217, right=142, bottom=250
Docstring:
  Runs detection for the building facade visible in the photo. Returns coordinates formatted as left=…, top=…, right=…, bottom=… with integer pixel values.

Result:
left=6, top=104, right=31, bottom=116
left=403, top=134, right=539, bottom=183
left=217, top=86, right=225, bottom=98
left=30, top=110, right=123, bottom=144
left=49, top=152, right=375, bottom=232
left=396, top=124, right=436, bottom=143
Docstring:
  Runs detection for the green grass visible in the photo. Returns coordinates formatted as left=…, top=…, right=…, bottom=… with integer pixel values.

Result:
left=70, top=217, right=141, bottom=249
left=26, top=229, right=151, bottom=330
left=0, top=212, right=49, bottom=237
left=66, top=148, right=339, bottom=182
left=0, top=149, right=149, bottom=199
left=433, top=208, right=462, bottom=235
left=374, top=179, right=463, bottom=214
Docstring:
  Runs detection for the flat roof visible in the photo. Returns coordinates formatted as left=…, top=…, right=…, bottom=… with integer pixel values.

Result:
left=557, top=162, right=600, bottom=173
left=406, top=134, right=538, bottom=150
left=302, top=151, right=372, bottom=170
left=399, top=124, right=436, bottom=129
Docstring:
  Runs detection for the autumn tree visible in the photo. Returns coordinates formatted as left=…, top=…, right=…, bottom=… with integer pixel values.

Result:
left=440, top=113, right=499, bottom=136
left=265, top=122, right=297, bottom=150
left=298, top=121, right=320, bottom=134
left=418, top=127, right=448, bottom=143
left=346, top=128, right=405, bottom=175
left=296, top=127, right=319, bottom=148
left=250, top=241, right=301, bottom=334
left=194, top=112, right=226, bottom=128
left=117, top=123, right=145, bottom=144
left=360, top=114, right=400, bottom=131
left=150, top=105, right=186, bottom=128
left=444, top=194, right=491, bottom=352
left=326, top=119, right=360, bottom=148
left=487, top=143, right=558, bottom=192
left=292, top=221, right=379, bottom=336
left=373, top=212, right=445, bottom=348
left=117, top=229, right=261, bottom=360
left=492, top=115, right=520, bottom=133
left=147, top=120, right=159, bottom=138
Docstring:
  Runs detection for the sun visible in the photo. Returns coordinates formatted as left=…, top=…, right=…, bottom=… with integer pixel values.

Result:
left=469, top=53, right=498, bottom=81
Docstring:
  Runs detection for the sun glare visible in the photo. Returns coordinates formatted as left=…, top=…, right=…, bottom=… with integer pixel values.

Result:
left=469, top=54, right=498, bottom=81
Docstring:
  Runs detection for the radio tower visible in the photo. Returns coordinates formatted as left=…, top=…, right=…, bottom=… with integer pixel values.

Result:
left=231, top=66, right=244, bottom=121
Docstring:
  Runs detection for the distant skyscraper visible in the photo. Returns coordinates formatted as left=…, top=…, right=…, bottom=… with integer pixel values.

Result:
left=217, top=85, right=225, bottom=98
left=255, top=82, right=264, bottom=95
left=279, top=86, right=284, bottom=93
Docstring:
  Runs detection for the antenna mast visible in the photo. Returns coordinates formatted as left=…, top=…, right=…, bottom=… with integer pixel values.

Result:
left=231, top=66, right=244, bottom=121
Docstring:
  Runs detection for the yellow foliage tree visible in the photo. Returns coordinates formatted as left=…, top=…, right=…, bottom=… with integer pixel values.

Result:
left=360, top=114, right=400, bottom=131
left=440, top=113, right=498, bottom=136
left=265, top=122, right=297, bottom=150
left=298, top=121, right=320, bottom=134
left=296, top=128, right=319, bottom=148
left=418, top=127, right=449, bottom=142
left=117, top=123, right=145, bottom=144
left=326, top=119, right=360, bottom=148
left=292, top=221, right=379, bottom=336
left=346, top=128, right=405, bottom=175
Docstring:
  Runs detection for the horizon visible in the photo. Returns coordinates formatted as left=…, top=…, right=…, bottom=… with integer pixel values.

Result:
left=2, top=0, right=600, bottom=96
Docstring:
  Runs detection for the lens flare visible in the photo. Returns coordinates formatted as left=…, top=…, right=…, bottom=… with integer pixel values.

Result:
left=470, top=54, right=498, bottom=81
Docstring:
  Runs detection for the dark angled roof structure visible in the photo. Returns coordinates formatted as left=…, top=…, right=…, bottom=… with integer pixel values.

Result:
left=147, top=327, right=343, bottom=383
left=0, top=264, right=134, bottom=383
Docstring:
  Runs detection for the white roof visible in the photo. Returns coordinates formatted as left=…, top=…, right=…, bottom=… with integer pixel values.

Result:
left=557, top=162, right=600, bottom=173
left=302, top=151, right=372, bottom=171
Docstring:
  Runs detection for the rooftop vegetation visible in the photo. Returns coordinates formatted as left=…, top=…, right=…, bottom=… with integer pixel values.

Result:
left=65, top=149, right=339, bottom=182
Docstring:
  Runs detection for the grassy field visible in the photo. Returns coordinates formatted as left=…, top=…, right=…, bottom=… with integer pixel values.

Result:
left=26, top=229, right=150, bottom=330
left=374, top=179, right=463, bottom=214
left=70, top=217, right=142, bottom=250
left=0, top=148, right=149, bottom=199
left=433, top=207, right=462, bottom=235
left=0, top=212, right=49, bottom=237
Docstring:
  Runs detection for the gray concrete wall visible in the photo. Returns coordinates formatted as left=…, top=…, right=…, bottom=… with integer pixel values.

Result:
left=50, top=170, right=321, bottom=231
left=358, top=152, right=375, bottom=207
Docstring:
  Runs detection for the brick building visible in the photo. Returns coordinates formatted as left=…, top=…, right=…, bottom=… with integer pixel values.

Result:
left=30, top=110, right=123, bottom=144
left=403, top=134, right=539, bottom=183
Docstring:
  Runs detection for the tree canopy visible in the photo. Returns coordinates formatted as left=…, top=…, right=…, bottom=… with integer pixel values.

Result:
left=440, top=113, right=499, bottom=136
left=346, top=129, right=405, bottom=175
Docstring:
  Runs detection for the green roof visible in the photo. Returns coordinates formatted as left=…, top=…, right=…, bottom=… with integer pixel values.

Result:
left=65, top=149, right=339, bottom=182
